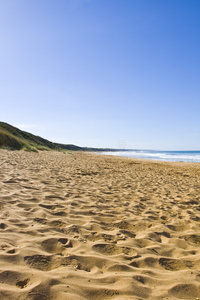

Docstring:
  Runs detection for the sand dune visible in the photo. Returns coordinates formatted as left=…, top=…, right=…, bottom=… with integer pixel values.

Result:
left=0, top=149, right=200, bottom=299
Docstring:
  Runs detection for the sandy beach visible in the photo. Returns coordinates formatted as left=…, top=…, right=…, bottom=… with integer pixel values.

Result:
left=0, top=149, right=200, bottom=300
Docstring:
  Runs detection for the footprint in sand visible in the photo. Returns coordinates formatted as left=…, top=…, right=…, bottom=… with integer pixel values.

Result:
left=0, top=270, right=35, bottom=291
left=0, top=238, right=18, bottom=255
left=169, top=283, right=200, bottom=299
left=24, top=255, right=62, bottom=271
left=159, top=257, right=186, bottom=271
left=92, top=243, right=122, bottom=255
left=41, top=237, right=72, bottom=254
left=16, top=278, right=30, bottom=289
left=182, top=234, right=200, bottom=245
left=0, top=223, right=7, bottom=229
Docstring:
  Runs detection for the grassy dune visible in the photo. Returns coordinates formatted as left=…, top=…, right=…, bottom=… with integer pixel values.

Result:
left=0, top=122, right=81, bottom=152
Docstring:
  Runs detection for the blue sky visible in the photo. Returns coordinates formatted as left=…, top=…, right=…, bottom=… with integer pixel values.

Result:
left=1, top=0, right=200, bottom=150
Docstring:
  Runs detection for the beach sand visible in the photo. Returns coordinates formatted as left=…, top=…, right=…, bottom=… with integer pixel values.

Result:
left=0, top=149, right=200, bottom=300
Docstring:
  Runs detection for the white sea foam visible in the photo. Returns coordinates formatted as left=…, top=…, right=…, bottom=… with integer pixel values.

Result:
left=100, top=150, right=200, bottom=163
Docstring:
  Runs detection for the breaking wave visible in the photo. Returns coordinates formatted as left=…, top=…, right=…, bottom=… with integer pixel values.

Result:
left=100, top=150, right=200, bottom=163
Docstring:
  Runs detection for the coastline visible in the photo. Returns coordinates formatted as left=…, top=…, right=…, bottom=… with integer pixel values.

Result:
left=0, top=149, right=200, bottom=299
left=96, top=150, right=200, bottom=163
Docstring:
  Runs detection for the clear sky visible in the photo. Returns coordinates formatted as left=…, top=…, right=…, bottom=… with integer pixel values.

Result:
left=1, top=0, right=200, bottom=150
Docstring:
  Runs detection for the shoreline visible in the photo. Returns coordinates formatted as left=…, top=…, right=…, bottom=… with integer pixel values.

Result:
left=93, top=150, right=200, bottom=167
left=95, top=150, right=200, bottom=164
left=0, top=149, right=200, bottom=299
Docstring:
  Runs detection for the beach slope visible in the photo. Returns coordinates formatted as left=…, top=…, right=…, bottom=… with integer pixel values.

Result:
left=0, top=150, right=200, bottom=299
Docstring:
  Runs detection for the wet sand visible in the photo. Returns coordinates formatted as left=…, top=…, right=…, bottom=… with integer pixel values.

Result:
left=0, top=149, right=200, bottom=299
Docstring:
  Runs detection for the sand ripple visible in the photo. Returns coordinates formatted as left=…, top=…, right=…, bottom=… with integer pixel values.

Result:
left=0, top=150, right=200, bottom=299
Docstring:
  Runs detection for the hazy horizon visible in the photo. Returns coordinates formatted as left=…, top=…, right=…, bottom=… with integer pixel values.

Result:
left=3, top=121, right=200, bottom=152
left=1, top=0, right=200, bottom=150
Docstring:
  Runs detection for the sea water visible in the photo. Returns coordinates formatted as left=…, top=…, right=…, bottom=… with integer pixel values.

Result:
left=99, top=150, right=200, bottom=163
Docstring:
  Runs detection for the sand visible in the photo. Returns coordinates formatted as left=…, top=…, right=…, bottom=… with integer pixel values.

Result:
left=0, top=149, right=200, bottom=300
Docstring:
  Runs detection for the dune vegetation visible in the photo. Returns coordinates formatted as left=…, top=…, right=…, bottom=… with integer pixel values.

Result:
left=0, top=122, right=81, bottom=152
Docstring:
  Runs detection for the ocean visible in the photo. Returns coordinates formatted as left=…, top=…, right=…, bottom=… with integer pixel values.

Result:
left=99, top=150, right=200, bottom=163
